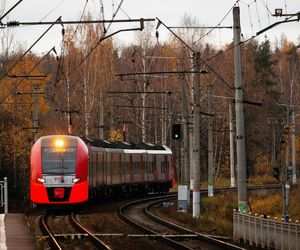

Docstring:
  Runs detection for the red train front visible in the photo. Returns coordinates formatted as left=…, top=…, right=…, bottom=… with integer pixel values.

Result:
left=30, top=135, right=88, bottom=204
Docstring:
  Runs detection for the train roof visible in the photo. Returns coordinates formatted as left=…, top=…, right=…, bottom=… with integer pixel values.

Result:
left=82, top=138, right=168, bottom=151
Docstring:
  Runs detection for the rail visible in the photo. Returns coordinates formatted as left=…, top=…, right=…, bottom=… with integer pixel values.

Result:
left=40, top=212, right=62, bottom=250
left=70, top=212, right=112, bottom=250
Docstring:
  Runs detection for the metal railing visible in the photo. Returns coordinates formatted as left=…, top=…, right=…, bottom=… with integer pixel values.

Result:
left=0, top=178, right=8, bottom=214
left=233, top=210, right=299, bottom=250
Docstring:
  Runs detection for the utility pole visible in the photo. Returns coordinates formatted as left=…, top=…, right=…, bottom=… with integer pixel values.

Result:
left=33, top=84, right=39, bottom=142
left=99, top=95, right=104, bottom=139
left=285, top=103, right=291, bottom=207
left=140, top=53, right=148, bottom=142
left=161, top=75, right=167, bottom=145
left=180, top=74, right=190, bottom=186
left=192, top=51, right=201, bottom=218
left=285, top=103, right=291, bottom=175
left=229, top=101, right=236, bottom=187
left=233, top=6, right=248, bottom=213
left=291, top=110, right=297, bottom=183
left=207, top=83, right=214, bottom=196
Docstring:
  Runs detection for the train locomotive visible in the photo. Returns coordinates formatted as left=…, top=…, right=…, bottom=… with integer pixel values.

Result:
left=30, top=135, right=175, bottom=205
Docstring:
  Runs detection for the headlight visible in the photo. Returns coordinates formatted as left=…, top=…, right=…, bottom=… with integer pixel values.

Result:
left=73, top=177, right=80, bottom=183
left=55, top=139, right=64, bottom=147
left=37, top=177, right=45, bottom=183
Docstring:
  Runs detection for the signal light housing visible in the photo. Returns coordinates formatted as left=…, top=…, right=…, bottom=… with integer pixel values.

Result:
left=172, top=124, right=181, bottom=140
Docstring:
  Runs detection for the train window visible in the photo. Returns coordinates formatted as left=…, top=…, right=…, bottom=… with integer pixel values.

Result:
left=42, top=147, right=77, bottom=174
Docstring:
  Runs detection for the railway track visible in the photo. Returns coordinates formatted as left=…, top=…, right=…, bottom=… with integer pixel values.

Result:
left=36, top=184, right=282, bottom=249
left=40, top=210, right=111, bottom=250
left=118, top=194, right=245, bottom=250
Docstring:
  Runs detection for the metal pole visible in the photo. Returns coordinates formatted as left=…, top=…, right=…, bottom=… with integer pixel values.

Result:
left=286, top=104, right=290, bottom=206
left=229, top=101, right=236, bottom=187
left=99, top=95, right=104, bottom=139
left=192, top=51, right=201, bottom=218
left=141, top=55, right=146, bottom=142
left=4, top=177, right=8, bottom=214
left=291, top=110, right=297, bottom=183
left=273, top=122, right=276, bottom=162
left=188, top=116, right=194, bottom=193
left=207, top=84, right=214, bottom=196
left=33, top=84, right=39, bottom=142
left=282, top=183, right=287, bottom=222
left=233, top=6, right=248, bottom=213
left=84, top=78, right=89, bottom=137
left=162, top=75, right=167, bottom=145
left=110, top=106, right=114, bottom=130
left=180, top=74, right=190, bottom=186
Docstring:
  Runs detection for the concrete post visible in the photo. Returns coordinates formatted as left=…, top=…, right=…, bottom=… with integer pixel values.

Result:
left=180, top=74, right=190, bottom=187
left=33, top=84, right=39, bottom=143
left=233, top=6, right=248, bottom=212
left=192, top=51, right=201, bottom=218
left=207, top=84, right=214, bottom=196
left=229, top=101, right=236, bottom=187
left=99, top=95, right=104, bottom=139
left=291, top=110, right=297, bottom=183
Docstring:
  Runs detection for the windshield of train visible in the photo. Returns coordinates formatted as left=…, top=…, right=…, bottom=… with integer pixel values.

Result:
left=41, top=148, right=77, bottom=174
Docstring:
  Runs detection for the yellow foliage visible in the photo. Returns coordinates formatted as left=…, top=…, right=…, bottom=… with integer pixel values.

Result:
left=282, top=41, right=294, bottom=55
left=254, top=153, right=272, bottom=175
left=248, top=174, right=277, bottom=185
left=108, top=128, right=124, bottom=141
left=250, top=194, right=282, bottom=216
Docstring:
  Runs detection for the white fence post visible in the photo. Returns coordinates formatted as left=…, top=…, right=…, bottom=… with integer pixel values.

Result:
left=233, top=211, right=300, bottom=249
left=4, top=177, right=8, bottom=214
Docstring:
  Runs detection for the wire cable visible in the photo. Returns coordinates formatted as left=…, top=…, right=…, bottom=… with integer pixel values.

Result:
left=191, top=1, right=237, bottom=47
left=254, top=0, right=262, bottom=29
left=39, top=0, right=67, bottom=21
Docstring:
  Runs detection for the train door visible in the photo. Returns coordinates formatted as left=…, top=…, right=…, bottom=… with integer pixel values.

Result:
left=141, top=154, right=146, bottom=182
left=124, top=153, right=130, bottom=183
left=168, top=154, right=175, bottom=180
left=133, top=154, right=141, bottom=183
left=106, top=152, right=111, bottom=185
left=111, top=152, right=117, bottom=185
left=130, top=154, right=134, bottom=183
left=102, top=150, right=107, bottom=185
left=147, top=154, right=154, bottom=182
left=153, top=154, right=158, bottom=182
left=88, top=150, right=93, bottom=187
left=96, top=150, right=104, bottom=186
left=156, top=154, right=163, bottom=181
left=93, top=151, right=97, bottom=187
left=164, top=155, right=169, bottom=180
left=120, top=153, right=124, bottom=183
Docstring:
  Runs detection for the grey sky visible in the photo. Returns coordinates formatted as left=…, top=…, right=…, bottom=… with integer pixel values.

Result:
left=2, top=0, right=300, bottom=53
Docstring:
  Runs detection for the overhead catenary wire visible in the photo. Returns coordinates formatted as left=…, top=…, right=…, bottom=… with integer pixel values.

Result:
left=191, top=1, right=237, bottom=47
left=254, top=0, right=262, bottom=29
left=0, top=46, right=56, bottom=104
left=67, top=0, right=126, bottom=73
left=39, top=0, right=67, bottom=22
left=0, top=16, right=62, bottom=83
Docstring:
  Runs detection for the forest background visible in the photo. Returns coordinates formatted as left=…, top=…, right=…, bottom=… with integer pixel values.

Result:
left=0, top=12, right=299, bottom=210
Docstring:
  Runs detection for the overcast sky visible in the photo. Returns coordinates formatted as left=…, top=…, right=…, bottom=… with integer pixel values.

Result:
left=2, top=0, right=300, bottom=53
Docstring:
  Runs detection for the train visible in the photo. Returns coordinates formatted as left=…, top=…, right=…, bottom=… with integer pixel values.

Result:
left=30, top=135, right=175, bottom=205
